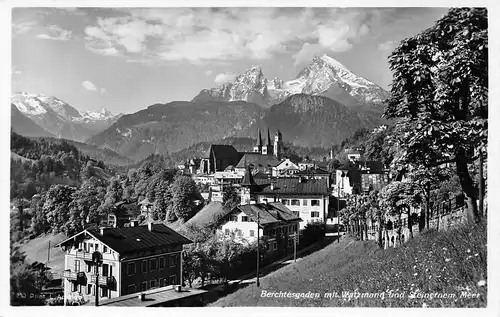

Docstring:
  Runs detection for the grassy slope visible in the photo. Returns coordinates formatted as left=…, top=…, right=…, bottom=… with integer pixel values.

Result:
left=212, top=221, right=487, bottom=307
left=18, top=233, right=67, bottom=277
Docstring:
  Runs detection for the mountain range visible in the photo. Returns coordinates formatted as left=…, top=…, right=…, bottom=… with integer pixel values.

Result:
left=13, top=54, right=391, bottom=163
left=192, top=54, right=389, bottom=110
left=11, top=92, right=123, bottom=142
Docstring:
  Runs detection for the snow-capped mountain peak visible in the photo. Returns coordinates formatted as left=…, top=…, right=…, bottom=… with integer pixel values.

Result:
left=11, top=92, right=123, bottom=142
left=192, top=54, right=389, bottom=108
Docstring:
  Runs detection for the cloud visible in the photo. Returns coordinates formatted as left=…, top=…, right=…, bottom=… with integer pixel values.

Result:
left=82, top=80, right=97, bottom=91
left=204, top=70, right=213, bottom=76
left=214, top=72, right=236, bottom=85
left=12, top=21, right=36, bottom=36
left=80, top=8, right=416, bottom=65
left=378, top=40, right=398, bottom=52
left=36, top=25, right=72, bottom=41
left=292, top=43, right=325, bottom=67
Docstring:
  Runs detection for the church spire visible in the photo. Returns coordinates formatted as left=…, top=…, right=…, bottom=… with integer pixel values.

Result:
left=267, top=128, right=272, bottom=146
left=256, top=128, right=262, bottom=147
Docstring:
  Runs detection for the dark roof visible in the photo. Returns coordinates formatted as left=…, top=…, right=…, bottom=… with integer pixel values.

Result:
left=258, top=178, right=329, bottom=195
left=203, top=144, right=239, bottom=160
left=233, top=202, right=301, bottom=225
left=241, top=166, right=257, bottom=186
left=57, top=224, right=192, bottom=254
left=236, top=153, right=279, bottom=168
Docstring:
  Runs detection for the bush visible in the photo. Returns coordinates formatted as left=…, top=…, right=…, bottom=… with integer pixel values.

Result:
left=301, top=221, right=325, bottom=247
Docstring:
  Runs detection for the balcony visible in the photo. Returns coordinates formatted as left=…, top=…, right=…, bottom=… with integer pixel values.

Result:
left=63, top=270, right=86, bottom=284
left=90, top=275, right=115, bottom=287
left=75, top=251, right=93, bottom=261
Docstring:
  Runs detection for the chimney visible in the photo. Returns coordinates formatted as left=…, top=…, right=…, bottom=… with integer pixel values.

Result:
left=138, top=293, right=146, bottom=301
left=148, top=222, right=153, bottom=232
left=100, top=227, right=109, bottom=236
left=130, top=220, right=139, bottom=227
left=270, top=182, right=275, bottom=190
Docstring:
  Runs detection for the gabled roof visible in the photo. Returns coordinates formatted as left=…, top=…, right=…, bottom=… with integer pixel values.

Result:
left=241, top=166, right=257, bottom=187
left=233, top=202, right=301, bottom=225
left=139, top=198, right=153, bottom=205
left=236, top=153, right=279, bottom=168
left=258, top=178, right=329, bottom=195
left=56, top=224, right=192, bottom=254
left=203, top=144, right=239, bottom=160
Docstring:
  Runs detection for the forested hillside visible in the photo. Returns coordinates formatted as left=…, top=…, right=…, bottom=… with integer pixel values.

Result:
left=10, top=132, right=112, bottom=200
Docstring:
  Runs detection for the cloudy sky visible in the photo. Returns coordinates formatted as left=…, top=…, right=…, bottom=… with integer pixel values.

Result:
left=11, top=7, right=449, bottom=114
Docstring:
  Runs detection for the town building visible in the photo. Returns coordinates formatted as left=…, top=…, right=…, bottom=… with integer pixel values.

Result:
left=55, top=223, right=192, bottom=305
left=216, top=202, right=301, bottom=254
left=274, top=158, right=300, bottom=177
left=255, top=177, right=330, bottom=230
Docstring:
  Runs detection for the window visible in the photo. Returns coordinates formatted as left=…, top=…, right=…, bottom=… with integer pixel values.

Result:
left=266, top=243, right=270, bottom=251
left=250, top=230, right=255, bottom=237
left=159, top=257, right=165, bottom=269
left=83, top=242, right=87, bottom=252
left=141, top=282, right=147, bottom=291
left=102, top=264, right=109, bottom=277
left=303, top=199, right=308, bottom=206
left=72, top=282, right=78, bottom=292
left=273, top=242, right=277, bottom=250
left=271, top=229, right=276, bottom=235
left=150, top=280, right=157, bottom=289
left=311, top=200, right=320, bottom=206
left=87, top=284, right=92, bottom=295
left=160, top=278, right=165, bottom=287
left=86, top=263, right=92, bottom=273
left=242, top=216, right=249, bottom=222
left=291, top=199, right=300, bottom=206
left=236, top=229, right=243, bottom=237
left=169, top=275, right=176, bottom=285
left=142, top=260, right=148, bottom=273
left=127, top=284, right=136, bottom=294
left=101, top=288, right=109, bottom=298
left=92, top=284, right=96, bottom=296
left=311, top=211, right=320, bottom=218
left=282, top=199, right=289, bottom=205
left=229, top=215, right=238, bottom=222
left=169, top=254, right=177, bottom=267
left=127, top=263, right=136, bottom=275
left=284, top=226, right=288, bottom=234
left=95, top=243, right=99, bottom=251
left=277, top=227, right=282, bottom=234
left=74, top=260, right=80, bottom=272
left=225, top=228, right=230, bottom=235
left=103, top=245, right=108, bottom=253
left=149, top=258, right=158, bottom=271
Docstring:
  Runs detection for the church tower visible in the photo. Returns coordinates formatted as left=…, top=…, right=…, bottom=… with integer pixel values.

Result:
left=274, top=130, right=283, bottom=160
left=262, top=128, right=273, bottom=156
left=253, top=128, right=263, bottom=154
left=240, top=166, right=257, bottom=205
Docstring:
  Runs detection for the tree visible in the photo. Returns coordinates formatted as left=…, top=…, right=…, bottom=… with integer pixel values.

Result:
left=69, top=177, right=107, bottom=233
left=384, top=8, right=487, bottom=224
left=171, top=176, right=199, bottom=221
left=43, top=184, right=77, bottom=235
left=222, top=185, right=239, bottom=211
left=406, top=165, right=452, bottom=230
left=379, top=181, right=422, bottom=243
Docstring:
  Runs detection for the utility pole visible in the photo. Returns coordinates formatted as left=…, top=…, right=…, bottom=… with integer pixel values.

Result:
left=337, top=184, right=340, bottom=243
left=294, top=228, right=297, bottom=262
left=478, top=148, right=484, bottom=216
left=256, top=208, right=260, bottom=287
left=47, top=240, right=51, bottom=265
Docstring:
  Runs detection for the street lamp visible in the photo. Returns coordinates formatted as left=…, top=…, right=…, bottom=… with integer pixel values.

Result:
left=92, top=251, right=103, bottom=307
